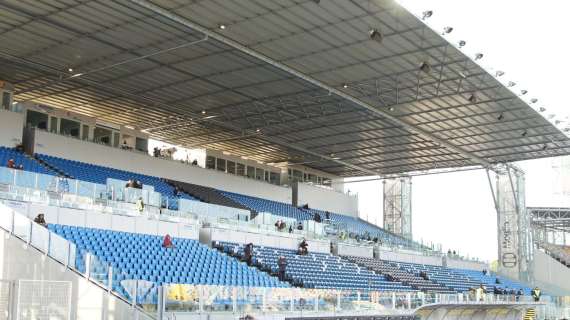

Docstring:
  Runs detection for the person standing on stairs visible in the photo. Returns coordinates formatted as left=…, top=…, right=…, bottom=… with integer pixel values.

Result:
left=277, top=256, right=287, bottom=281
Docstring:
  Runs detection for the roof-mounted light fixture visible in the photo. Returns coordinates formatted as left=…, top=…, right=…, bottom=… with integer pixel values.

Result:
left=458, top=40, right=466, bottom=47
left=419, top=61, right=432, bottom=73
left=520, top=90, right=528, bottom=95
left=474, top=53, right=484, bottom=60
left=521, top=130, right=528, bottom=137
left=422, top=11, right=433, bottom=20
left=368, top=29, right=383, bottom=43
left=201, top=110, right=207, bottom=114
left=497, top=113, right=504, bottom=121
left=467, top=94, right=478, bottom=103
left=388, top=107, right=395, bottom=111
left=507, top=81, right=516, bottom=87
left=542, top=144, right=548, bottom=150
left=443, top=27, right=453, bottom=34
left=539, top=107, right=546, bottom=112
left=342, top=83, right=348, bottom=89
left=67, top=67, right=74, bottom=72
left=495, top=70, right=505, bottom=77
left=218, top=24, right=227, bottom=30
left=530, top=98, right=538, bottom=104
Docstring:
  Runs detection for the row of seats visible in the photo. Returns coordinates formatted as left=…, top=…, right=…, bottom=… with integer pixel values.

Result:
left=218, top=242, right=414, bottom=292
left=36, top=154, right=197, bottom=207
left=222, top=192, right=312, bottom=221
left=0, top=147, right=54, bottom=175
left=49, top=225, right=288, bottom=302
left=346, top=256, right=455, bottom=293
left=455, top=269, right=531, bottom=294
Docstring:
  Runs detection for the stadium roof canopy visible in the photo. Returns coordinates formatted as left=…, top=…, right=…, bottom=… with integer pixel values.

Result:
left=1, top=0, right=569, bottom=177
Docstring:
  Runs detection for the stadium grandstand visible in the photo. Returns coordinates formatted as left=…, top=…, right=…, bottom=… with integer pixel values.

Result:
left=0, top=0, right=569, bottom=320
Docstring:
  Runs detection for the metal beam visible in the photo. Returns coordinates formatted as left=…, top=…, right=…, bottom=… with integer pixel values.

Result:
left=129, top=0, right=493, bottom=168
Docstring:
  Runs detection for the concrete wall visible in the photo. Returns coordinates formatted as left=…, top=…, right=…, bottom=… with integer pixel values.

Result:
left=533, top=250, right=570, bottom=295
left=34, top=130, right=292, bottom=203
left=0, top=109, right=24, bottom=147
left=377, top=249, right=443, bottom=266
left=446, top=258, right=488, bottom=271
left=0, top=228, right=154, bottom=320
left=297, top=182, right=358, bottom=216
left=337, top=242, right=374, bottom=258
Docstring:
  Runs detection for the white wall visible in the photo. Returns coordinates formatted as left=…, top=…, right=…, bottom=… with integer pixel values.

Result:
left=533, top=250, right=570, bottom=295
left=446, top=258, right=487, bottom=271
left=2, top=199, right=199, bottom=240
left=0, top=228, right=153, bottom=320
left=337, top=243, right=374, bottom=258
left=377, top=248, right=443, bottom=266
left=297, top=182, right=359, bottom=216
left=35, top=131, right=293, bottom=203
left=0, top=109, right=24, bottom=147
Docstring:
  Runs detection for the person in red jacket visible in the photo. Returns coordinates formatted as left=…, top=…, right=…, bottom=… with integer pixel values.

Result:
left=162, top=234, right=175, bottom=249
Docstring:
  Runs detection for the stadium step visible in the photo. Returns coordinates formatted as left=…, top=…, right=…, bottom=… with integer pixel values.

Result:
left=523, top=308, right=536, bottom=320
left=32, top=154, right=73, bottom=179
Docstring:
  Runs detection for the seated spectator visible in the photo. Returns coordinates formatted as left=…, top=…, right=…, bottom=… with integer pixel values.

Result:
left=153, top=147, right=160, bottom=157
left=162, top=234, right=175, bottom=249
left=6, top=159, right=15, bottom=169
left=191, top=159, right=198, bottom=166
left=495, top=278, right=501, bottom=284
left=288, top=225, right=293, bottom=233
left=325, top=211, right=330, bottom=220
left=126, top=179, right=134, bottom=188
left=34, top=213, right=47, bottom=227
left=277, top=256, right=287, bottom=281
left=301, top=204, right=309, bottom=210
left=274, top=220, right=286, bottom=231
left=17, top=164, right=23, bottom=170
left=244, top=243, right=253, bottom=266
left=297, top=239, right=308, bottom=255
left=313, top=212, right=321, bottom=223
left=173, top=186, right=181, bottom=197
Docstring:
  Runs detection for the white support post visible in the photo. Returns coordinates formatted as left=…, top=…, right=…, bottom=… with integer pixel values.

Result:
left=108, top=266, right=113, bottom=293
left=85, top=253, right=91, bottom=280
left=392, top=292, right=396, bottom=309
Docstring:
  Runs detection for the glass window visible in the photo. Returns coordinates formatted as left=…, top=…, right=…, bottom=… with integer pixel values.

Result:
left=246, top=166, right=256, bottom=179
left=25, top=110, right=48, bottom=130
left=255, top=168, right=264, bottom=180
left=60, top=118, right=81, bottom=138
left=93, top=127, right=112, bottom=145
left=49, top=117, right=58, bottom=133
left=216, top=158, right=226, bottom=172
left=264, top=170, right=269, bottom=182
left=81, top=124, right=89, bottom=140
left=323, top=178, right=332, bottom=186
left=227, top=161, right=236, bottom=174
left=292, top=170, right=303, bottom=182
left=2, top=91, right=11, bottom=110
left=112, top=132, right=120, bottom=147
left=135, top=137, right=148, bottom=152
left=206, top=156, right=216, bottom=169
left=270, top=172, right=280, bottom=185
left=237, top=163, right=245, bottom=176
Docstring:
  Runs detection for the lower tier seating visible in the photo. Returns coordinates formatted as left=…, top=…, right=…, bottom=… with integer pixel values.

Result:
left=346, top=256, right=456, bottom=293
left=218, top=242, right=414, bottom=292
left=49, top=225, right=288, bottom=301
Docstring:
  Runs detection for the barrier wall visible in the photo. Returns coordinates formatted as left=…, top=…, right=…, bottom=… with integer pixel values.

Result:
left=1, top=199, right=199, bottom=240
left=297, top=182, right=358, bottom=216
left=337, top=242, right=374, bottom=258
left=377, top=248, right=443, bottom=266
left=0, top=109, right=24, bottom=147
left=200, top=226, right=331, bottom=254
left=446, top=258, right=487, bottom=271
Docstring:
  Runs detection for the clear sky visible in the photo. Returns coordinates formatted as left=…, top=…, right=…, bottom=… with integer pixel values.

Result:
left=347, top=0, right=570, bottom=262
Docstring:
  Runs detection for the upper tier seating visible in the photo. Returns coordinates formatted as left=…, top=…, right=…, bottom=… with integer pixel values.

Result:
left=36, top=154, right=197, bottom=206
left=0, top=147, right=54, bottom=175
left=454, top=269, right=531, bottom=294
left=219, top=242, right=414, bottom=292
left=346, top=256, right=455, bottom=293
left=222, top=192, right=312, bottom=221
left=49, top=225, right=288, bottom=301
left=166, top=180, right=251, bottom=212
left=304, top=207, right=419, bottom=248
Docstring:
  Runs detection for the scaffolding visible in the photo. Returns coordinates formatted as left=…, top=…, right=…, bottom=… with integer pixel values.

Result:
left=383, top=177, right=412, bottom=240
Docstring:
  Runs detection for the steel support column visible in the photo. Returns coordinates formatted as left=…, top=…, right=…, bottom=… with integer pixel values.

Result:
left=383, top=177, right=412, bottom=240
